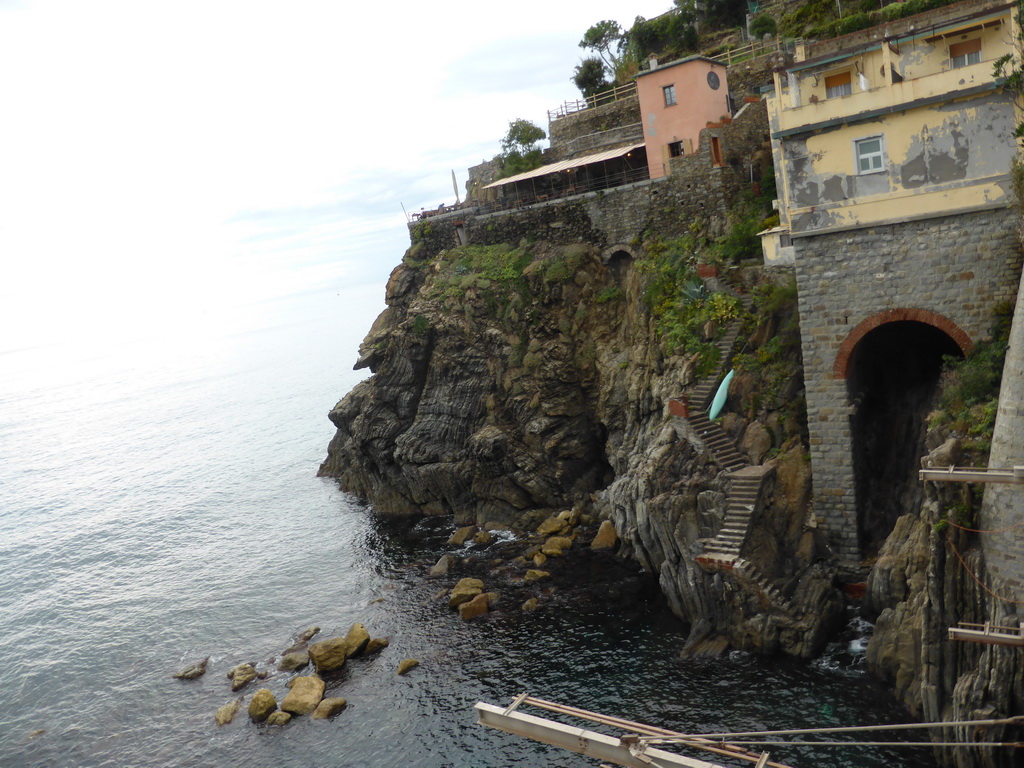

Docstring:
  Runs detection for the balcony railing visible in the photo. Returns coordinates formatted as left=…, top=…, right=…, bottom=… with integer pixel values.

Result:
left=548, top=82, right=638, bottom=121
left=774, top=56, right=999, bottom=134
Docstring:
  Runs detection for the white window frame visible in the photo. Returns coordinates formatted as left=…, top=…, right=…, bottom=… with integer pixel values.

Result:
left=825, top=71, right=853, bottom=99
left=949, top=38, right=982, bottom=69
left=663, top=84, right=677, bottom=106
left=854, top=135, right=885, bottom=175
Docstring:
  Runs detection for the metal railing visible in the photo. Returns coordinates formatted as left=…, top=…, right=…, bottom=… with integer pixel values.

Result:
left=473, top=164, right=655, bottom=214
left=548, top=81, right=638, bottom=121
left=709, top=36, right=786, bottom=66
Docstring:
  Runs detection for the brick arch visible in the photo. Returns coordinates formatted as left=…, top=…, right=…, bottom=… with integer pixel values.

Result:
left=601, top=244, right=638, bottom=264
left=833, top=308, right=974, bottom=379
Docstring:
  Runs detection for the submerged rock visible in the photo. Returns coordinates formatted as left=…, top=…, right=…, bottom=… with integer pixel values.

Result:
left=278, top=651, right=310, bottom=672
left=396, top=658, right=419, bottom=676
left=173, top=657, right=209, bottom=680
left=214, top=698, right=242, bottom=726
left=228, top=663, right=257, bottom=691
left=428, top=554, right=456, bottom=577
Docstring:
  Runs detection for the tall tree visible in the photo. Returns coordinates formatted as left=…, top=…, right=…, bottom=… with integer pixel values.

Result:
left=573, top=57, right=610, bottom=99
left=579, top=20, right=624, bottom=74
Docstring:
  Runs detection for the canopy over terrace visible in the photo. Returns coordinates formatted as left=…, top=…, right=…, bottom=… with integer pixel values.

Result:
left=482, top=143, right=648, bottom=208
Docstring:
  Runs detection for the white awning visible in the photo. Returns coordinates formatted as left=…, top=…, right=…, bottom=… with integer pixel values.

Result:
left=483, top=143, right=646, bottom=189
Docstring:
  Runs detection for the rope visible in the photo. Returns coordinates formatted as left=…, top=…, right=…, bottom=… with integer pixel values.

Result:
left=700, top=740, right=1024, bottom=749
left=946, top=518, right=1024, bottom=534
left=647, top=716, right=1024, bottom=741
left=945, top=534, right=1024, bottom=606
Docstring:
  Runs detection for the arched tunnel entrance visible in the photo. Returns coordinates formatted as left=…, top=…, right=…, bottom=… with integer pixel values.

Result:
left=843, top=318, right=966, bottom=557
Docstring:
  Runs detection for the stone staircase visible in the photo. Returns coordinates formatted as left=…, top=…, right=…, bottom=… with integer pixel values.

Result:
left=700, top=466, right=767, bottom=558
left=733, top=556, right=801, bottom=616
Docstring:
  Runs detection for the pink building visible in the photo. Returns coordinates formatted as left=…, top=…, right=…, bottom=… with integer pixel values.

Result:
left=635, top=56, right=731, bottom=179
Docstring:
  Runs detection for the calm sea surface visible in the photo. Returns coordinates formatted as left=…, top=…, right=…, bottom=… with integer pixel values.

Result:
left=0, top=288, right=933, bottom=767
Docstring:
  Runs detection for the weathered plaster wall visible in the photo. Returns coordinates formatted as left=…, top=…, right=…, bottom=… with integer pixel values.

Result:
left=636, top=57, right=732, bottom=179
left=793, top=208, right=1023, bottom=562
left=779, top=90, right=1016, bottom=234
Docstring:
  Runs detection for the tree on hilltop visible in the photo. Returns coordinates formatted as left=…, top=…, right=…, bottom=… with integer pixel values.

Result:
left=499, top=119, right=546, bottom=177
left=579, top=20, right=624, bottom=75
left=573, top=57, right=610, bottom=99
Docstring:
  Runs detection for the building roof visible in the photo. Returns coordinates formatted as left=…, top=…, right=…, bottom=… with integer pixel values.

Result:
left=635, top=55, right=720, bottom=79
left=482, top=143, right=646, bottom=189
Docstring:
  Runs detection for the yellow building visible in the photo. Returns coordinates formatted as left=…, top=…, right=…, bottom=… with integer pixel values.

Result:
left=766, top=0, right=1020, bottom=240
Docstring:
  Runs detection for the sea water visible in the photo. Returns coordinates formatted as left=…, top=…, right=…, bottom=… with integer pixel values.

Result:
left=0, top=287, right=933, bottom=767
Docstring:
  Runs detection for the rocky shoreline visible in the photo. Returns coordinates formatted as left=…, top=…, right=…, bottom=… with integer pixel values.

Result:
left=174, top=507, right=660, bottom=730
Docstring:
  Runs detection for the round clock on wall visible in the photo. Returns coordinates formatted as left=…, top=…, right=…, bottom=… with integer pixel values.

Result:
left=707, top=71, right=720, bottom=90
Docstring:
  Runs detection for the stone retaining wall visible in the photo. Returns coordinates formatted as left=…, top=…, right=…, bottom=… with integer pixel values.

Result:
left=548, top=95, right=642, bottom=162
left=793, top=207, right=1023, bottom=562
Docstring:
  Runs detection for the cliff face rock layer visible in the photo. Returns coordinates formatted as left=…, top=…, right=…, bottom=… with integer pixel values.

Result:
left=319, top=238, right=842, bottom=658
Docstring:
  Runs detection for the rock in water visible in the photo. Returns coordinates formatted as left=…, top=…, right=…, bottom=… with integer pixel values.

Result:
left=522, top=598, right=539, bottom=611
left=590, top=520, right=618, bottom=550
left=365, top=637, right=390, bottom=655
left=541, top=536, right=572, bottom=557
left=524, top=570, right=550, bottom=583
left=312, top=697, right=348, bottom=719
left=428, top=554, right=455, bottom=577
left=297, top=625, right=321, bottom=642
left=266, top=711, right=292, bottom=726
left=248, top=689, right=277, bottom=723
left=278, top=651, right=310, bottom=672
left=173, top=657, right=209, bottom=680
left=396, top=658, right=419, bottom=676
left=458, top=593, right=490, bottom=621
left=537, top=517, right=569, bottom=536
left=447, top=525, right=477, bottom=546
left=448, top=577, right=484, bottom=608
left=280, top=676, right=326, bottom=716
left=308, top=637, right=347, bottom=673
left=344, top=622, right=370, bottom=658
left=229, top=663, right=257, bottom=691
left=214, top=698, right=242, bottom=726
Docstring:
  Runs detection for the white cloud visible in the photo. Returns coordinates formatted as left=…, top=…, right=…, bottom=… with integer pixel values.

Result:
left=0, top=0, right=672, bottom=353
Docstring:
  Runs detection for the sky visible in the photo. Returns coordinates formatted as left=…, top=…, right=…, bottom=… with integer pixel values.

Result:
left=0, top=0, right=674, bottom=355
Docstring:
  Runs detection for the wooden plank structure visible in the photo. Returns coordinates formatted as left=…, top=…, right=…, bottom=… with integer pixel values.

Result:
left=948, top=621, right=1024, bottom=646
left=918, top=465, right=1024, bottom=484
left=476, top=695, right=1024, bottom=764
left=476, top=695, right=792, bottom=768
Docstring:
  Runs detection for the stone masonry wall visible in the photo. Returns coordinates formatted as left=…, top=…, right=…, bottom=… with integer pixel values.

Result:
left=547, top=95, right=642, bottom=161
left=793, top=208, right=1023, bottom=563
left=980, top=260, right=1024, bottom=598
left=414, top=103, right=770, bottom=253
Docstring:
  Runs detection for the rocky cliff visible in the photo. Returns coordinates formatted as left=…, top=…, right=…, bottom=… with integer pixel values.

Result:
left=319, top=235, right=843, bottom=660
